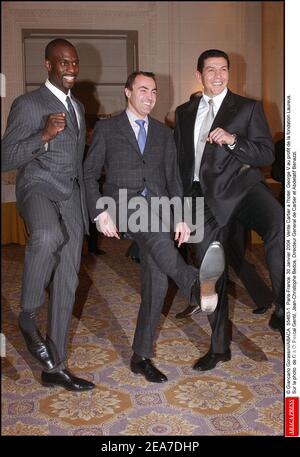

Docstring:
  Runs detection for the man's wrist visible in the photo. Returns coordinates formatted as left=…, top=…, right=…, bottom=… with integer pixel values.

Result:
left=230, top=133, right=237, bottom=146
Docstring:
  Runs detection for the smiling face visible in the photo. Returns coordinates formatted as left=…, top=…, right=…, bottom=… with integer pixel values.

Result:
left=196, top=56, right=229, bottom=98
left=125, top=74, right=157, bottom=118
left=45, top=43, right=79, bottom=94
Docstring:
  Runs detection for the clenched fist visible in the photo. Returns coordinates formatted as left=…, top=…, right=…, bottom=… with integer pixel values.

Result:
left=42, top=113, right=66, bottom=143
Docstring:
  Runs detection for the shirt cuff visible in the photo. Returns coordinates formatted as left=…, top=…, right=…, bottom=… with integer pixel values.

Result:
left=228, top=133, right=237, bottom=150
left=94, top=214, right=101, bottom=222
left=228, top=143, right=236, bottom=150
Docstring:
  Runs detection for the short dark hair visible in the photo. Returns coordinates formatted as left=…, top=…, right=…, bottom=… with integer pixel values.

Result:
left=197, top=49, right=230, bottom=73
left=45, top=38, right=76, bottom=60
left=125, top=71, right=157, bottom=94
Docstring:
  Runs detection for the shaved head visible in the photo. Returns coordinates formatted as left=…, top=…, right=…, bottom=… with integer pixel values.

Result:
left=45, top=39, right=75, bottom=60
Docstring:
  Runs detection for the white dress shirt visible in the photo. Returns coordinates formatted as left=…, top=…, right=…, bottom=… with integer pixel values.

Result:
left=126, top=108, right=149, bottom=139
left=193, top=88, right=228, bottom=181
left=45, top=79, right=80, bottom=126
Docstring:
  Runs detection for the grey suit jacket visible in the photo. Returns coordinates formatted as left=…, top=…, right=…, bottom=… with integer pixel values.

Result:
left=84, top=110, right=183, bottom=222
left=2, top=84, right=89, bottom=233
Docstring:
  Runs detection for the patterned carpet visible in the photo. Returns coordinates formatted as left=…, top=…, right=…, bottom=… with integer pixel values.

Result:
left=1, top=239, right=283, bottom=436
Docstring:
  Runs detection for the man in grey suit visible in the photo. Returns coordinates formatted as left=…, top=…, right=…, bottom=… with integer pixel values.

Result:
left=2, top=39, right=95, bottom=391
left=84, top=71, right=225, bottom=383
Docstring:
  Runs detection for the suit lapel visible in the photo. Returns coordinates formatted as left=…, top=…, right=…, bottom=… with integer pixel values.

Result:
left=40, top=84, right=67, bottom=113
left=40, top=85, right=81, bottom=136
left=183, top=97, right=200, bottom=158
left=211, top=89, right=238, bottom=130
left=143, top=116, right=158, bottom=154
left=116, top=111, right=142, bottom=155
left=71, top=96, right=84, bottom=137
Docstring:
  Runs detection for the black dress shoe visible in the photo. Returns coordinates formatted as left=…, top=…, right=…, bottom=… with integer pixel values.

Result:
left=176, top=304, right=201, bottom=319
left=41, top=369, right=95, bottom=391
left=193, top=350, right=231, bottom=371
left=269, top=312, right=284, bottom=342
left=252, top=303, right=272, bottom=314
left=88, top=247, right=106, bottom=256
left=19, top=324, right=57, bottom=371
left=129, top=256, right=140, bottom=264
left=130, top=358, right=167, bottom=383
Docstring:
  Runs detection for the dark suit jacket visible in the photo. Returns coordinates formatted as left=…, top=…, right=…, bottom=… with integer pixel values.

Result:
left=2, top=84, right=89, bottom=233
left=174, top=89, right=274, bottom=226
left=84, top=110, right=183, bottom=222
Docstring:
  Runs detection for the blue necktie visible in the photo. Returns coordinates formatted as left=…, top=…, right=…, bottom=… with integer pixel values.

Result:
left=135, top=119, right=147, bottom=154
left=135, top=119, right=147, bottom=196
left=66, top=96, right=79, bottom=135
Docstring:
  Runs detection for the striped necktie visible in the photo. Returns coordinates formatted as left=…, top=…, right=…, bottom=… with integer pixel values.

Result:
left=66, top=96, right=79, bottom=135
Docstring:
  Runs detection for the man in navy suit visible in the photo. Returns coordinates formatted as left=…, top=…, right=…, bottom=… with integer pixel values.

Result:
left=2, top=39, right=95, bottom=391
left=174, top=49, right=284, bottom=370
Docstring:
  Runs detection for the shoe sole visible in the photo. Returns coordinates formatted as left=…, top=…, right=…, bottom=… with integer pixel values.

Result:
left=199, top=242, right=225, bottom=313
left=41, top=381, right=94, bottom=391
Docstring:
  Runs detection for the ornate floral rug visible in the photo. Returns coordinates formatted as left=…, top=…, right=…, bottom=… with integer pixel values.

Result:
left=1, top=240, right=283, bottom=436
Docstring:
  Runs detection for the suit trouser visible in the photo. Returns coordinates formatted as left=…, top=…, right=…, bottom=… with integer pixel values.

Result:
left=19, top=184, right=84, bottom=367
left=127, top=197, right=198, bottom=358
left=234, top=182, right=284, bottom=315
left=227, top=220, right=273, bottom=308
left=192, top=181, right=284, bottom=354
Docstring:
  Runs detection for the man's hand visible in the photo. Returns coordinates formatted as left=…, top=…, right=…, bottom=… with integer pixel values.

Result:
left=42, top=113, right=66, bottom=143
left=207, top=127, right=236, bottom=146
left=96, top=211, right=120, bottom=239
left=174, top=222, right=191, bottom=247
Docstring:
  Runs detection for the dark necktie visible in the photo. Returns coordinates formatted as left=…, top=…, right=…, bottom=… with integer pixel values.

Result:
left=194, top=98, right=215, bottom=179
left=66, top=96, right=79, bottom=135
left=135, top=119, right=147, bottom=196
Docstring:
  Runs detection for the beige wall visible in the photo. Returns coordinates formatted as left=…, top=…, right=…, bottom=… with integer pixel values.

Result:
left=2, top=1, right=283, bottom=135
left=262, top=1, right=284, bottom=140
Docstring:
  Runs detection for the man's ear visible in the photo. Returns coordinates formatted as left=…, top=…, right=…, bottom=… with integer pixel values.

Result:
left=124, top=88, right=131, bottom=99
left=196, top=70, right=202, bottom=86
left=44, top=59, right=51, bottom=72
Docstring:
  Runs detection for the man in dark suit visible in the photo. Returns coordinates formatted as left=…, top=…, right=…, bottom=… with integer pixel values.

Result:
left=174, top=49, right=284, bottom=370
left=2, top=39, right=95, bottom=391
left=84, top=71, right=225, bottom=383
